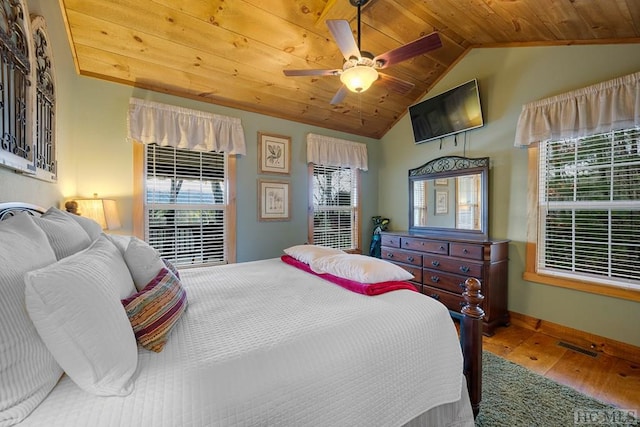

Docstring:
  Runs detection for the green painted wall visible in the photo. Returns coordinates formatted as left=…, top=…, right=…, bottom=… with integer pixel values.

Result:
left=379, top=45, right=640, bottom=346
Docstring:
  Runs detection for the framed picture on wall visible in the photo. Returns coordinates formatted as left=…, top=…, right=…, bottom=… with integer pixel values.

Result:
left=258, top=179, right=290, bottom=221
left=258, top=132, right=291, bottom=175
left=435, top=190, right=448, bottom=215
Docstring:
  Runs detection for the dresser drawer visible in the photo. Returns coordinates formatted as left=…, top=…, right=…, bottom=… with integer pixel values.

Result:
left=401, top=237, right=448, bottom=255
left=450, top=243, right=484, bottom=260
left=381, top=247, right=422, bottom=267
left=380, top=232, right=509, bottom=335
left=381, top=234, right=400, bottom=248
left=422, top=269, right=470, bottom=295
left=422, top=285, right=466, bottom=312
left=423, top=254, right=483, bottom=277
left=401, top=264, right=423, bottom=283
left=385, top=259, right=423, bottom=284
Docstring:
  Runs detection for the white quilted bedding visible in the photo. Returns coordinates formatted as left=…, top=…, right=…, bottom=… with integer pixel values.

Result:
left=21, top=258, right=469, bottom=427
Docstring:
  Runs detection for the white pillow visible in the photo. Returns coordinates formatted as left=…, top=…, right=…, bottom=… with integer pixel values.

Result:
left=124, top=237, right=166, bottom=291
left=33, top=207, right=92, bottom=259
left=106, top=233, right=130, bottom=255
left=283, top=244, right=345, bottom=265
left=310, top=253, right=414, bottom=283
left=24, top=235, right=138, bottom=396
left=0, top=214, right=62, bottom=425
left=63, top=207, right=103, bottom=240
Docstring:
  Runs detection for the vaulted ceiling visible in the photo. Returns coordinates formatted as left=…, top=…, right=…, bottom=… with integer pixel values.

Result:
left=58, top=0, right=640, bottom=139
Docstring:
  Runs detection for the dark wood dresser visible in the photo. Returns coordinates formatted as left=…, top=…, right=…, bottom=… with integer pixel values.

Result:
left=381, top=231, right=509, bottom=335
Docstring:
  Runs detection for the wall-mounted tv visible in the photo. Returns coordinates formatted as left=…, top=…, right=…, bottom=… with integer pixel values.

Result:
left=409, top=79, right=484, bottom=144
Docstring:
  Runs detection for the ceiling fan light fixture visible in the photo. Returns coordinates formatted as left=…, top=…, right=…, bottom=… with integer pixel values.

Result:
left=340, top=65, right=378, bottom=93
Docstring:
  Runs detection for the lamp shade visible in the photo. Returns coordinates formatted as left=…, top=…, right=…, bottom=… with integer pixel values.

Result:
left=73, top=198, right=121, bottom=230
left=340, top=65, right=378, bottom=93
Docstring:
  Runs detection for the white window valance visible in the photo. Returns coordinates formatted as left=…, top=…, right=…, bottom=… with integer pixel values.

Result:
left=306, top=133, right=368, bottom=171
left=514, top=71, right=640, bottom=147
left=127, top=98, right=246, bottom=155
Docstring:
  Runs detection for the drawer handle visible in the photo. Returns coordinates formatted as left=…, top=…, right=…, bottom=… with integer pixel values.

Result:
left=439, top=246, right=445, bottom=251
left=459, top=265, right=470, bottom=273
left=387, top=253, right=394, bottom=258
left=459, top=301, right=466, bottom=308
left=429, top=293, right=440, bottom=301
left=463, top=248, right=469, bottom=254
left=458, top=282, right=466, bottom=290
left=431, top=260, right=440, bottom=267
left=430, top=275, right=440, bottom=283
left=407, top=256, right=415, bottom=262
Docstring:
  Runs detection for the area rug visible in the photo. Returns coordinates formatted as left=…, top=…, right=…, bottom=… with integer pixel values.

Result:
left=475, top=351, right=639, bottom=427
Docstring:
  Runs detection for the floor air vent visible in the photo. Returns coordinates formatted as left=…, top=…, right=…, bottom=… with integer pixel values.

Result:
left=557, top=341, right=598, bottom=358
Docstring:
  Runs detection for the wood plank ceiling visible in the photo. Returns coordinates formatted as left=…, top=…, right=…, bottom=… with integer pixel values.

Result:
left=58, top=0, right=640, bottom=139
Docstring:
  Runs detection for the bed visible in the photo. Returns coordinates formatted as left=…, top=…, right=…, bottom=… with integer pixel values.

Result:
left=0, top=202, right=483, bottom=427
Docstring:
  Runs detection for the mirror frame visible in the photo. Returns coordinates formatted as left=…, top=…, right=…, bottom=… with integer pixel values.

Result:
left=408, top=155, right=489, bottom=241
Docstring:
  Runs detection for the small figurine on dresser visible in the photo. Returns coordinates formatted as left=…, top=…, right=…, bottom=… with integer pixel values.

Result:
left=369, top=216, right=390, bottom=258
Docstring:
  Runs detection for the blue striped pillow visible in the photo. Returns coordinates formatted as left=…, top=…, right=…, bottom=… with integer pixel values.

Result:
left=121, top=268, right=187, bottom=352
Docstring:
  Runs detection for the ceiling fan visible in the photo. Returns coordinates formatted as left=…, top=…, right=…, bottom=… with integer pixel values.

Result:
left=283, top=0, right=442, bottom=104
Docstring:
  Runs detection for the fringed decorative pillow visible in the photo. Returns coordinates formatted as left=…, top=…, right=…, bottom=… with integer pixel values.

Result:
left=121, top=268, right=187, bottom=352
left=162, top=258, right=180, bottom=279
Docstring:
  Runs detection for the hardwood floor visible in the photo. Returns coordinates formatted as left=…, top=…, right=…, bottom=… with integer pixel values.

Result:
left=483, top=323, right=640, bottom=411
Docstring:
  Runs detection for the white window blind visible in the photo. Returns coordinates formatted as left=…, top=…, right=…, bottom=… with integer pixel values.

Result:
left=145, top=144, right=227, bottom=267
left=538, top=128, right=640, bottom=290
left=413, top=181, right=427, bottom=226
left=456, top=175, right=481, bottom=230
left=312, top=164, right=358, bottom=250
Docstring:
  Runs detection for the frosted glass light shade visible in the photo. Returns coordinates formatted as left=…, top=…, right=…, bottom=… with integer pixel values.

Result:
left=74, top=198, right=121, bottom=230
left=340, top=66, right=378, bottom=93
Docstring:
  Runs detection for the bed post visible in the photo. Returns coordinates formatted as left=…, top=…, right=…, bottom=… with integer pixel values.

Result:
left=461, top=277, right=484, bottom=418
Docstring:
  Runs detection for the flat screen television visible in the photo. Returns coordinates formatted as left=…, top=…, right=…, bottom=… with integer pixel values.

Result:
left=409, top=79, right=484, bottom=144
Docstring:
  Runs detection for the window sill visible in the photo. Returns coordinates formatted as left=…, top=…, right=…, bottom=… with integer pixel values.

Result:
left=523, top=271, right=640, bottom=303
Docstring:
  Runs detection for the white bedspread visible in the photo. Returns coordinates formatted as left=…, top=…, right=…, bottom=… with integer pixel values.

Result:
left=21, top=258, right=467, bottom=427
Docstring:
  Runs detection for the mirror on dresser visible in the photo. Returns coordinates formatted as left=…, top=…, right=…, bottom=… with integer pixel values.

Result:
left=381, top=155, right=509, bottom=335
left=409, top=156, right=489, bottom=241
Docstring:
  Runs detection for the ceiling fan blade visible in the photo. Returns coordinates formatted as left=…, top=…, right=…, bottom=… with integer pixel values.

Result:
left=374, top=32, right=442, bottom=69
left=378, top=72, right=415, bottom=94
left=283, top=69, right=340, bottom=77
left=330, top=86, right=349, bottom=105
left=326, top=19, right=361, bottom=61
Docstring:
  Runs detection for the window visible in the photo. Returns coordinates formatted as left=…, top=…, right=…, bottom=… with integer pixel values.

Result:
left=0, top=2, right=56, bottom=181
left=456, top=175, right=481, bottom=229
left=531, top=128, right=640, bottom=294
left=141, top=144, right=235, bottom=267
left=309, top=164, right=360, bottom=251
